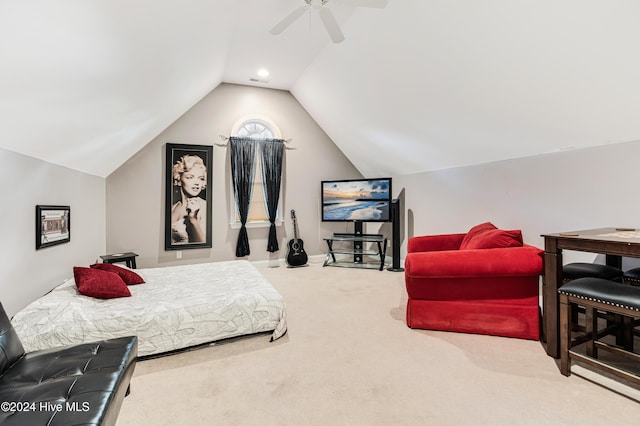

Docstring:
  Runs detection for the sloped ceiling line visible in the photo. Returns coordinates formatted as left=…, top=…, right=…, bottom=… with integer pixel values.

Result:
left=2, top=1, right=640, bottom=178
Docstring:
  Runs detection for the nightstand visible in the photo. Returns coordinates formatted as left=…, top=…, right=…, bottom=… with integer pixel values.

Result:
left=100, top=252, right=139, bottom=269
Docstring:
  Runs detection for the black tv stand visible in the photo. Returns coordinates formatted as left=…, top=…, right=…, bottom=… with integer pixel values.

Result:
left=323, top=232, right=388, bottom=271
left=333, top=233, right=383, bottom=238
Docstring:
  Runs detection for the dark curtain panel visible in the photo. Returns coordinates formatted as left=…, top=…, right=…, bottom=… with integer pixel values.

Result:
left=260, top=139, right=285, bottom=252
left=230, top=137, right=258, bottom=257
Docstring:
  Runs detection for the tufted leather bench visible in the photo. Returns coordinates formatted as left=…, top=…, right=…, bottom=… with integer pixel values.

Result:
left=0, top=303, right=137, bottom=426
left=558, top=278, right=640, bottom=385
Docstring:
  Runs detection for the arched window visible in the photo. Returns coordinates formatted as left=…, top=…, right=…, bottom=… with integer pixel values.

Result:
left=229, top=117, right=284, bottom=228
left=236, top=120, right=275, bottom=139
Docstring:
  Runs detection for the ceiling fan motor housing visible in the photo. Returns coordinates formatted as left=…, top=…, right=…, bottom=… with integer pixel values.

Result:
left=306, top=0, right=330, bottom=8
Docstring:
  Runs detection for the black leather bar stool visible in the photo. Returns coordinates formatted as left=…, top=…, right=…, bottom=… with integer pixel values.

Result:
left=623, top=267, right=640, bottom=286
left=562, top=262, right=623, bottom=283
left=562, top=263, right=623, bottom=331
left=559, top=277, right=640, bottom=385
left=623, top=267, right=640, bottom=336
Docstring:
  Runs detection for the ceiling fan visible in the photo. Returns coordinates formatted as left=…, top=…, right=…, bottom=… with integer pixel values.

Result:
left=270, top=0, right=388, bottom=44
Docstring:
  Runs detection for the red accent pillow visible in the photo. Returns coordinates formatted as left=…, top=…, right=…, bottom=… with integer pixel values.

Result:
left=460, top=222, right=497, bottom=249
left=73, top=267, right=131, bottom=299
left=90, top=263, right=145, bottom=285
left=460, top=228, right=524, bottom=250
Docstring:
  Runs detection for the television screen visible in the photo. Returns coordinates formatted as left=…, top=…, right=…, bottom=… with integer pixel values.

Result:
left=321, top=178, right=392, bottom=222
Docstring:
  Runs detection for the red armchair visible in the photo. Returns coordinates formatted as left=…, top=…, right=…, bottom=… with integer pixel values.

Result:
left=404, top=223, right=544, bottom=340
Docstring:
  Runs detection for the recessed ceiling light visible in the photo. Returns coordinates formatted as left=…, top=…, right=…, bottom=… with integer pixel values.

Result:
left=257, top=68, right=270, bottom=78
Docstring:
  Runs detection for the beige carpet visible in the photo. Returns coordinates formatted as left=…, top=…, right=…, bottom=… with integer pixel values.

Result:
left=117, top=258, right=640, bottom=425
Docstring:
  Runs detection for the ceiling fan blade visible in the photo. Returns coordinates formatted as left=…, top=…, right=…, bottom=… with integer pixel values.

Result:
left=269, top=6, right=307, bottom=35
left=340, top=0, right=388, bottom=8
left=318, top=7, right=345, bottom=43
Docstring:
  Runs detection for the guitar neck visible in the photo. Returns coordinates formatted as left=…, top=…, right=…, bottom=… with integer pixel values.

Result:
left=293, top=218, right=300, bottom=242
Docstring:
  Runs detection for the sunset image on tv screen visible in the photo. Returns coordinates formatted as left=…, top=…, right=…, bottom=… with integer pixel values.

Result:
left=322, top=179, right=391, bottom=221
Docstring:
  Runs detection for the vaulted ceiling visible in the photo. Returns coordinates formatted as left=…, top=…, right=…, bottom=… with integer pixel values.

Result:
left=2, top=1, right=640, bottom=178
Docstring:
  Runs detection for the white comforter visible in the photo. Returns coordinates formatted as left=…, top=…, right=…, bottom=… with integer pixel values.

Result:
left=12, top=260, right=287, bottom=356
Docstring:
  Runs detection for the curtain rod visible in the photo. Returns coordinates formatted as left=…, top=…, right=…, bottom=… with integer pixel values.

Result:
left=215, top=135, right=295, bottom=149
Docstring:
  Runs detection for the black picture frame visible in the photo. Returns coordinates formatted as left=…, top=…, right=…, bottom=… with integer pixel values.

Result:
left=36, top=205, right=70, bottom=249
left=165, top=143, right=213, bottom=250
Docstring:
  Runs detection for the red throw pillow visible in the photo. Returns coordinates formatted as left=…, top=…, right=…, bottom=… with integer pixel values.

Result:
left=90, top=263, right=145, bottom=285
left=459, top=222, right=497, bottom=249
left=460, top=228, right=524, bottom=250
left=74, top=267, right=131, bottom=299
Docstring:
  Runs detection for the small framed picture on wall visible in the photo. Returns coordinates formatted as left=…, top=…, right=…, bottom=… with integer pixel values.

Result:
left=36, top=205, right=70, bottom=249
left=165, top=143, right=213, bottom=250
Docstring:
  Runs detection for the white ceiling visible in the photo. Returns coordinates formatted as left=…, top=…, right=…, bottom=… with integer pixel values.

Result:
left=2, top=0, right=640, bottom=178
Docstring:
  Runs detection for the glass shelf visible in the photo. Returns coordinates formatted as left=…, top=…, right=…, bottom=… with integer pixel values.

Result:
left=323, top=234, right=388, bottom=271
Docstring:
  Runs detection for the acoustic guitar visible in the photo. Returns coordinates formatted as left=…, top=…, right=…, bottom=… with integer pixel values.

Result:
left=286, top=210, right=308, bottom=267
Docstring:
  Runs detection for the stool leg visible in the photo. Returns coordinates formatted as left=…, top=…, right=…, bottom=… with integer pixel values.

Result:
left=622, top=316, right=634, bottom=352
left=571, top=303, right=582, bottom=330
left=585, top=306, right=596, bottom=358
left=560, top=296, right=571, bottom=376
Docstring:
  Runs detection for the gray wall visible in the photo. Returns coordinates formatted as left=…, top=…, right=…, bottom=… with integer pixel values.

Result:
left=10, top=83, right=640, bottom=316
left=0, top=148, right=105, bottom=317
left=106, top=83, right=361, bottom=267
left=394, top=139, right=640, bottom=268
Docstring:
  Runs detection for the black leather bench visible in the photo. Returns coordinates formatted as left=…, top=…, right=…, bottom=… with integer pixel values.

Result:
left=558, top=277, right=640, bottom=385
left=0, top=303, right=137, bottom=426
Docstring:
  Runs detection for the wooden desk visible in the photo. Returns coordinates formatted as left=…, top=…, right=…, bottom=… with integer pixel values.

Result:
left=541, top=228, right=640, bottom=358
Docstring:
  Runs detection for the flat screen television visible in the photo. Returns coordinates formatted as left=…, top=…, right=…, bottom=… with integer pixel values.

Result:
left=321, top=178, right=392, bottom=222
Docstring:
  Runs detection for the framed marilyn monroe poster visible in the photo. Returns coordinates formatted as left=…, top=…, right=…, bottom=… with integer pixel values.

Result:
left=165, top=143, right=213, bottom=250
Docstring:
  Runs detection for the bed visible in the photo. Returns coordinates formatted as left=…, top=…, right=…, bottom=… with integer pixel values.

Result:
left=11, top=260, right=287, bottom=357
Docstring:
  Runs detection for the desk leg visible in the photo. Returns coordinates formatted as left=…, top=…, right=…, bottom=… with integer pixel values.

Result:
left=605, top=254, right=622, bottom=270
left=543, top=240, right=562, bottom=358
